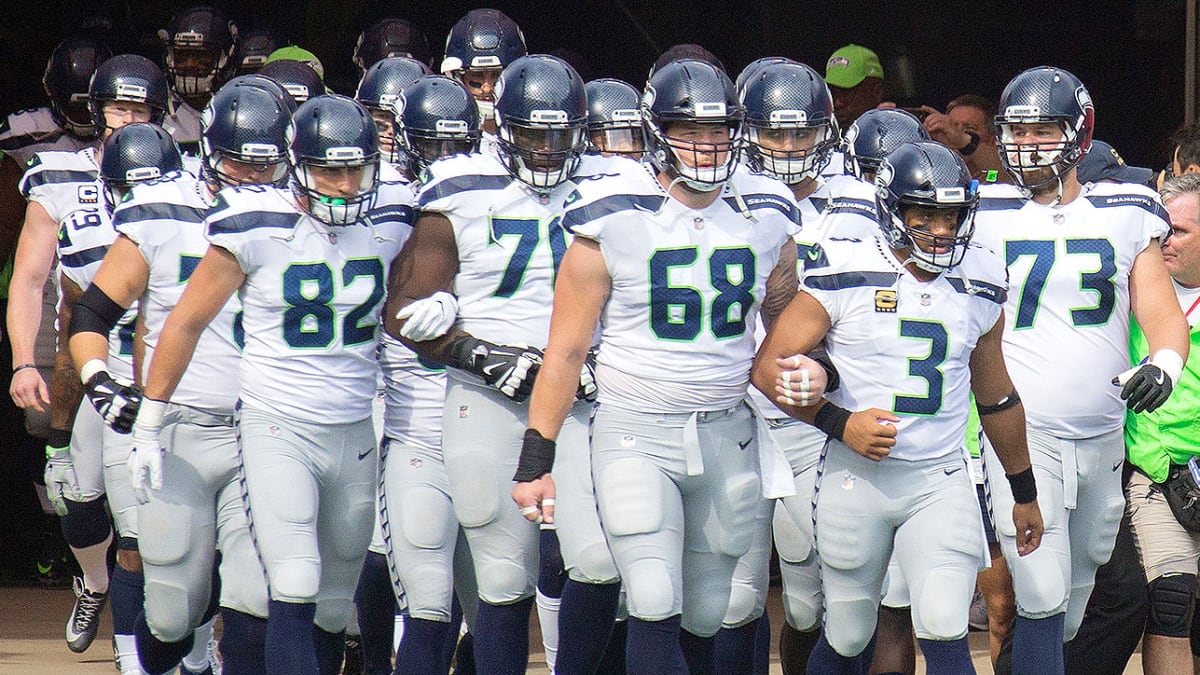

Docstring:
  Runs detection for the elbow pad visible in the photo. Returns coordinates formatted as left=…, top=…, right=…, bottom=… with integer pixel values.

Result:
left=69, top=283, right=126, bottom=338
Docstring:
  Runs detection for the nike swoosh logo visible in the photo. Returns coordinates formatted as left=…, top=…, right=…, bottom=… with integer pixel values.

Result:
left=481, top=362, right=505, bottom=376
left=1154, top=370, right=1165, bottom=385
left=738, top=438, right=752, bottom=450
left=807, top=248, right=821, bottom=260
left=944, top=466, right=962, bottom=476
left=1112, top=461, right=1122, bottom=472
left=358, top=447, right=373, bottom=460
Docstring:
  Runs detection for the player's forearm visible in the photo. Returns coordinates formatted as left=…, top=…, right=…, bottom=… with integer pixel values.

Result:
left=5, top=286, right=44, bottom=365
left=527, top=347, right=587, bottom=441
left=49, top=347, right=83, bottom=431
left=979, top=403, right=1032, bottom=475
left=1142, top=307, right=1190, bottom=367
left=400, top=326, right=468, bottom=368
left=69, top=332, right=111, bottom=376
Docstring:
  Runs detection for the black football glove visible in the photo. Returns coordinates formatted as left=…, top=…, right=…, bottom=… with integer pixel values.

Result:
left=576, top=348, right=598, bottom=402
left=84, top=370, right=143, bottom=433
left=1113, top=363, right=1173, bottom=414
left=447, top=336, right=543, bottom=402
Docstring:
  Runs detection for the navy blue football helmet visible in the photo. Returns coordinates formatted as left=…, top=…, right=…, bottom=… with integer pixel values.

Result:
left=995, top=66, right=1095, bottom=190
left=394, top=75, right=481, bottom=175
left=221, top=74, right=297, bottom=113
left=44, top=37, right=112, bottom=139
left=494, top=54, right=587, bottom=192
left=234, top=30, right=277, bottom=75
left=441, top=9, right=526, bottom=123
left=88, top=54, right=170, bottom=132
left=875, top=140, right=978, bottom=273
left=98, top=123, right=183, bottom=213
left=259, top=59, right=325, bottom=105
left=734, top=56, right=795, bottom=96
left=355, top=57, right=434, bottom=164
left=642, top=58, right=743, bottom=191
left=158, top=6, right=238, bottom=98
left=354, top=17, right=431, bottom=71
left=741, top=61, right=838, bottom=184
left=584, top=78, right=644, bottom=159
left=843, top=108, right=930, bottom=180
left=201, top=82, right=291, bottom=188
left=287, top=95, right=380, bottom=225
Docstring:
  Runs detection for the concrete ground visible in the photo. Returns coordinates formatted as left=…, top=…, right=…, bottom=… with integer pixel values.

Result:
left=0, top=584, right=1146, bottom=674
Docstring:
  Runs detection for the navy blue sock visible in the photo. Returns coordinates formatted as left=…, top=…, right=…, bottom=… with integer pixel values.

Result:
left=713, top=620, right=757, bottom=675
left=625, top=616, right=686, bottom=675
left=806, top=629, right=859, bottom=675
left=472, top=597, right=532, bottom=675
left=219, top=608, right=267, bottom=675
left=109, top=563, right=144, bottom=635
left=779, top=623, right=821, bottom=675
left=395, top=617, right=453, bottom=675
left=854, top=631, right=876, bottom=675
left=439, top=595, right=465, bottom=671
left=265, top=600, right=318, bottom=675
left=596, top=619, right=626, bottom=674
left=134, top=611, right=193, bottom=674
left=753, top=611, right=771, bottom=675
left=681, top=629, right=716, bottom=675
left=354, top=552, right=396, bottom=675
left=917, top=637, right=974, bottom=674
left=453, top=630, right=475, bottom=675
left=313, top=625, right=344, bottom=675
left=538, top=528, right=567, bottom=598
left=1012, top=614, right=1065, bottom=675
left=556, top=580, right=620, bottom=675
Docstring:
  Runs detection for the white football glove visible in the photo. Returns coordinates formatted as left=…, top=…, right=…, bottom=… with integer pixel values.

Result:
left=44, top=445, right=79, bottom=516
left=775, top=354, right=829, bottom=407
left=395, top=292, right=458, bottom=342
left=128, top=399, right=167, bottom=505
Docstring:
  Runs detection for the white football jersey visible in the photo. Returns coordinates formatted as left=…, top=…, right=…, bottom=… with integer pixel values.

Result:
left=379, top=332, right=446, bottom=451
left=416, top=151, right=630, bottom=383
left=973, top=181, right=1170, bottom=438
left=56, top=178, right=136, bottom=381
left=204, top=182, right=411, bottom=423
left=803, top=236, right=1008, bottom=461
left=563, top=162, right=798, bottom=412
left=0, top=107, right=93, bottom=167
left=20, top=147, right=99, bottom=223
left=114, top=170, right=241, bottom=413
left=162, top=97, right=202, bottom=154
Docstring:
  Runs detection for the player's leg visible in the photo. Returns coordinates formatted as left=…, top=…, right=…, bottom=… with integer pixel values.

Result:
left=216, top=430, right=270, bottom=675
left=312, top=417, right=377, bottom=675
left=553, top=403, right=623, bottom=675
left=976, top=474, right=1016, bottom=667
left=1127, top=467, right=1196, bottom=675
left=591, top=405, right=688, bottom=675
left=896, top=455, right=983, bottom=674
left=441, top=382, right=538, bottom=674
left=382, top=438, right=459, bottom=675
left=237, top=405, right=326, bottom=674
left=985, top=429, right=1070, bottom=675
left=872, top=559, right=915, bottom=675
left=770, top=420, right=826, bottom=674
left=102, top=420, right=147, bottom=674
left=809, top=441, right=893, bottom=667
left=60, top=401, right=112, bottom=653
left=1063, top=430, right=1125, bottom=640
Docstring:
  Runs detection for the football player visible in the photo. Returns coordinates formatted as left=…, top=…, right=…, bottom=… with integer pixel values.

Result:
left=439, top=8, right=527, bottom=140
left=128, top=94, right=410, bottom=674
left=157, top=5, right=238, bottom=153
left=754, top=140, right=1044, bottom=673
left=353, top=17, right=431, bottom=73
left=511, top=59, right=800, bottom=674
left=354, top=57, right=433, bottom=170
left=976, top=67, right=1189, bottom=675
left=583, top=78, right=645, bottom=160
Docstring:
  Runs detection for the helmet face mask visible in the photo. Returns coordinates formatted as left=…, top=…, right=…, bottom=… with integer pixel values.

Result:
left=493, top=55, right=587, bottom=192
left=99, top=123, right=183, bottom=213
left=585, top=78, right=644, bottom=158
left=994, top=66, right=1094, bottom=191
left=355, top=57, right=434, bottom=164
left=88, top=54, right=169, bottom=133
left=875, top=142, right=978, bottom=274
left=287, top=95, right=381, bottom=225
left=497, top=119, right=586, bottom=189
left=393, top=75, right=481, bottom=174
left=740, top=62, right=839, bottom=185
left=642, top=59, right=744, bottom=192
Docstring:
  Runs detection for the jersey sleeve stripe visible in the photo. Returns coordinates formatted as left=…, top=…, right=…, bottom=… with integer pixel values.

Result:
left=722, top=193, right=800, bottom=224
left=976, top=197, right=1026, bottom=211
left=60, top=245, right=109, bottom=269
left=945, top=276, right=1007, bottom=304
left=417, top=174, right=511, bottom=206
left=1084, top=194, right=1169, bottom=221
left=114, top=202, right=206, bottom=226
left=206, top=210, right=298, bottom=235
left=561, top=193, right=665, bottom=233
left=804, top=270, right=899, bottom=291
left=21, top=169, right=96, bottom=192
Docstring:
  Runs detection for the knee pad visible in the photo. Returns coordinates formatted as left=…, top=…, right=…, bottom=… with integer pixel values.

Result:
left=1085, top=495, right=1125, bottom=567
left=566, top=541, right=620, bottom=585
left=314, top=596, right=355, bottom=634
left=596, top=457, right=664, bottom=537
left=824, top=597, right=878, bottom=657
left=145, top=578, right=200, bottom=643
left=269, top=561, right=321, bottom=604
left=624, top=559, right=677, bottom=621
left=398, top=485, right=453, bottom=550
left=62, top=497, right=112, bottom=548
left=773, top=503, right=814, bottom=566
left=476, top=559, right=533, bottom=605
left=448, top=470, right=500, bottom=529
left=714, top=473, right=763, bottom=557
left=1010, top=547, right=1068, bottom=617
left=912, top=570, right=973, bottom=641
left=138, top=501, right=193, bottom=567
left=1146, top=573, right=1196, bottom=638
left=722, top=582, right=765, bottom=630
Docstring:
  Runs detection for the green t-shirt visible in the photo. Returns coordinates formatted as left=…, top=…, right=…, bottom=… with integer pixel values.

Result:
left=1125, top=317, right=1200, bottom=482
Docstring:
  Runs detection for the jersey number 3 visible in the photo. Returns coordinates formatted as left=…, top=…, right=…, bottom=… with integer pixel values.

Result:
left=649, top=246, right=756, bottom=341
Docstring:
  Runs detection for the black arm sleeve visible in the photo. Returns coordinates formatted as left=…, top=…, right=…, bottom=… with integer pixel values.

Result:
left=68, top=283, right=126, bottom=338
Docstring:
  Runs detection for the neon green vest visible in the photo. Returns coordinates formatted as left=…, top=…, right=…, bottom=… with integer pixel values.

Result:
left=1125, top=317, right=1200, bottom=482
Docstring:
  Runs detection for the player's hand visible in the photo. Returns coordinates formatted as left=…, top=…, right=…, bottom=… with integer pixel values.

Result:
left=576, top=348, right=598, bottom=402
left=395, top=291, right=458, bottom=342
left=1113, top=363, right=1174, bottom=414
left=512, top=474, right=556, bottom=525
left=84, top=369, right=143, bottom=434
left=477, top=343, right=543, bottom=402
left=1012, top=501, right=1044, bottom=556
left=44, top=444, right=79, bottom=516
left=920, top=106, right=972, bottom=151
left=128, top=399, right=167, bottom=505
left=774, top=354, right=828, bottom=408
left=10, top=367, right=49, bottom=413
left=842, top=408, right=899, bottom=461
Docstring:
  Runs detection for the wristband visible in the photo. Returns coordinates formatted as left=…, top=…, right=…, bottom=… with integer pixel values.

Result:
left=13, top=363, right=37, bottom=374
left=513, top=428, right=557, bottom=482
left=813, top=402, right=851, bottom=442
left=47, top=428, right=72, bottom=449
left=959, top=131, right=980, bottom=156
left=1006, top=466, right=1037, bottom=504
left=136, top=398, right=168, bottom=432
left=80, top=358, right=109, bottom=386
left=1151, top=349, right=1185, bottom=385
